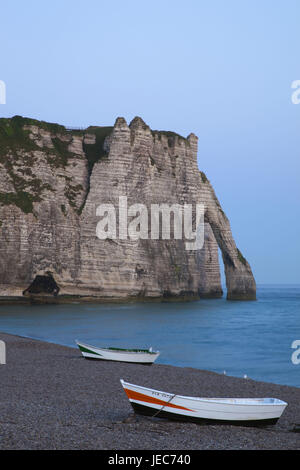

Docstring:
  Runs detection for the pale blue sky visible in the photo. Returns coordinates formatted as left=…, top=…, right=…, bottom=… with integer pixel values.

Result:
left=0, top=0, right=299, bottom=283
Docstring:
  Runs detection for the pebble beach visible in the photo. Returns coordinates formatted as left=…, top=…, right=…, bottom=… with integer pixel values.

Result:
left=0, top=332, right=299, bottom=450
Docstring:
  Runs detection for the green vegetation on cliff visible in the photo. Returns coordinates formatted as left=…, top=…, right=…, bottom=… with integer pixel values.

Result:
left=0, top=117, right=57, bottom=214
left=0, top=116, right=69, bottom=157
left=237, top=248, right=247, bottom=266
left=83, top=126, right=113, bottom=176
left=46, top=137, right=78, bottom=168
left=151, top=129, right=188, bottom=147
left=0, top=116, right=39, bottom=158
left=200, top=171, right=208, bottom=183
left=0, top=116, right=113, bottom=215
left=78, top=126, right=113, bottom=214
left=0, top=191, right=40, bottom=214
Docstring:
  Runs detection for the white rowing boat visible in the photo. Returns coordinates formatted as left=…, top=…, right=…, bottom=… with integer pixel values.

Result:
left=76, top=341, right=160, bottom=364
left=120, top=379, right=287, bottom=425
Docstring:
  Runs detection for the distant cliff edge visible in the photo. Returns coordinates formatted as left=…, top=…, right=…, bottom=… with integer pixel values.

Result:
left=0, top=115, right=256, bottom=302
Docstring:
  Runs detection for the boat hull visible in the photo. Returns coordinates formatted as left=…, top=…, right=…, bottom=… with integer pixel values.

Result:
left=76, top=342, right=160, bottom=364
left=130, top=402, right=279, bottom=426
left=121, top=380, right=287, bottom=426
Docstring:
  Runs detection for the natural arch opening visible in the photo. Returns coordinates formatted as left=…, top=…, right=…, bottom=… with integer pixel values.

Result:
left=218, top=247, right=226, bottom=297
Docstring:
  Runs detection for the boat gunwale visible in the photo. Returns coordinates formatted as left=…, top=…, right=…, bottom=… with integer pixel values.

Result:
left=76, top=341, right=159, bottom=355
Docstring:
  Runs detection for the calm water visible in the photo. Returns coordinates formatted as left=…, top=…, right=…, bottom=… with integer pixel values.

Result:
left=0, top=285, right=299, bottom=387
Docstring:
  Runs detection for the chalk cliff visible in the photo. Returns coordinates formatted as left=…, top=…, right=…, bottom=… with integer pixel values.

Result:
left=0, top=115, right=256, bottom=301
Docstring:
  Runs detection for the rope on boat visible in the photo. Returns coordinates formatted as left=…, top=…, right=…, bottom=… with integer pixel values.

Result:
left=152, top=393, right=177, bottom=418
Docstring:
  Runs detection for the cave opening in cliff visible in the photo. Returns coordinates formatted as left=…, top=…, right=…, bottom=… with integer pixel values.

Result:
left=23, top=273, right=60, bottom=297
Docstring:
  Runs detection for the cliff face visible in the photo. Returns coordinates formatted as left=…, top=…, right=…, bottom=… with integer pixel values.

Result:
left=0, top=115, right=256, bottom=301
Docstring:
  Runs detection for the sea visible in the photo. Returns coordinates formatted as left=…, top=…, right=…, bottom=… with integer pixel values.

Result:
left=0, top=285, right=299, bottom=387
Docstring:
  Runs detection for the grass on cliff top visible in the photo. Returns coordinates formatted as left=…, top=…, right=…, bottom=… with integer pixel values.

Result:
left=0, top=116, right=73, bottom=167
left=151, top=129, right=188, bottom=145
left=0, top=116, right=57, bottom=214
left=0, top=116, right=39, bottom=158
left=0, top=117, right=114, bottom=215
left=0, top=116, right=113, bottom=169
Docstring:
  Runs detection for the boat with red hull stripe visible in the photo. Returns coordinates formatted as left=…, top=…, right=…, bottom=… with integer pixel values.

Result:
left=120, top=379, right=288, bottom=426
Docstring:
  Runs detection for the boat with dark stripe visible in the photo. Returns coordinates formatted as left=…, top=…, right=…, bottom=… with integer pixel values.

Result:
left=120, top=379, right=287, bottom=425
left=76, top=341, right=160, bottom=363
